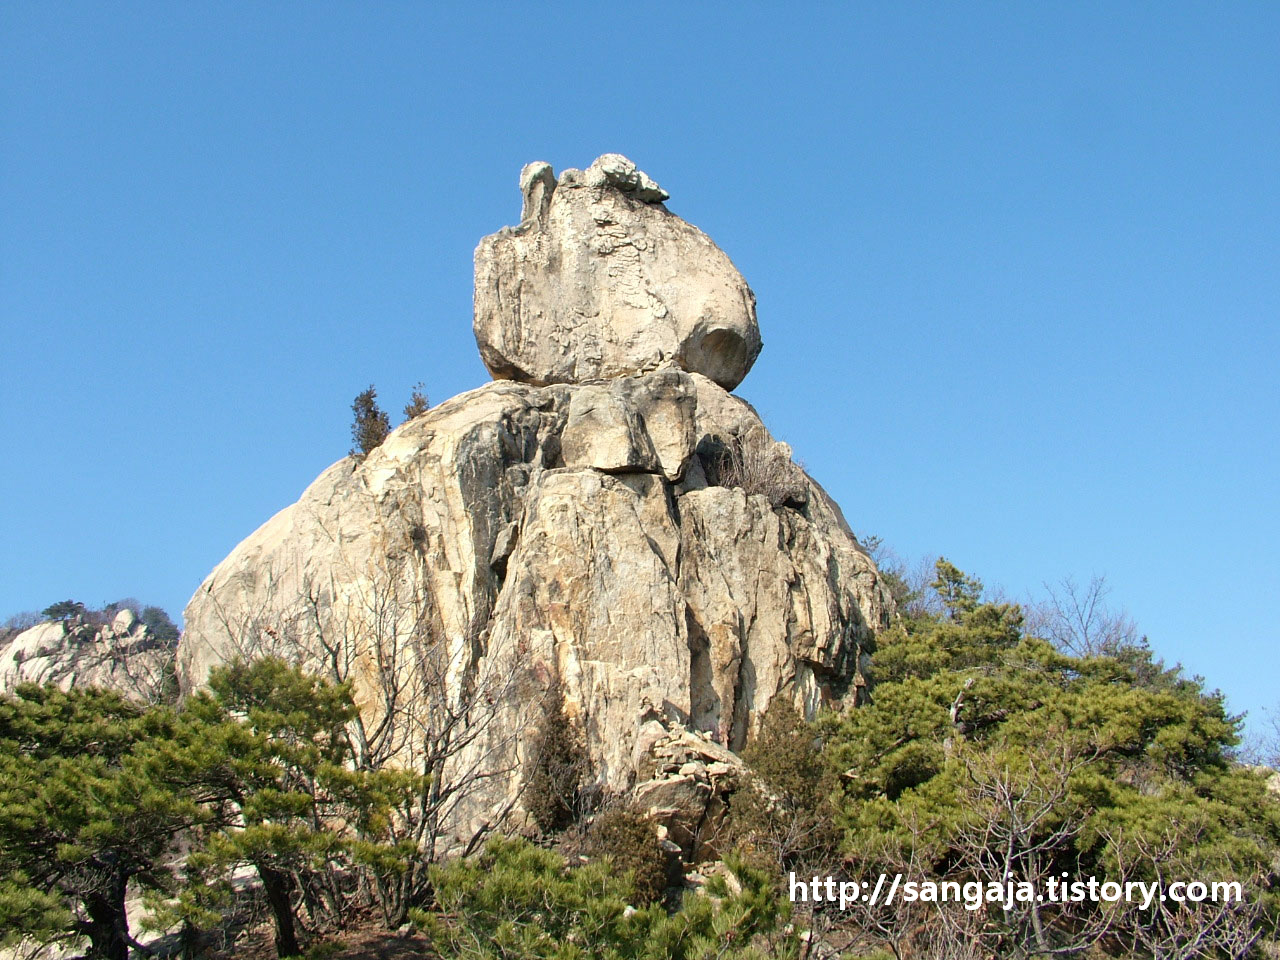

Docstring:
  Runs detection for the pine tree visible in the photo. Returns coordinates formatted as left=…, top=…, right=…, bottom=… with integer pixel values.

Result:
left=40, top=600, right=85, bottom=621
left=930, top=557, right=984, bottom=620
left=350, top=385, right=391, bottom=458
left=411, top=835, right=797, bottom=959
left=821, top=560, right=1280, bottom=957
left=139, top=605, right=180, bottom=643
left=174, top=658, right=359, bottom=958
left=0, top=686, right=198, bottom=960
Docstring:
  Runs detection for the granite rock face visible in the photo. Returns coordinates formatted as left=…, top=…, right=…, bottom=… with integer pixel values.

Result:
left=560, top=366, right=696, bottom=480
left=180, top=372, right=890, bottom=838
left=474, top=154, right=762, bottom=390
left=179, top=157, right=891, bottom=842
left=0, top=613, right=176, bottom=703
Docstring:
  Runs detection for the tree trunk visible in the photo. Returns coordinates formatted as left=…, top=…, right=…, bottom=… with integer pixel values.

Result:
left=83, top=876, right=130, bottom=960
left=258, top=864, right=301, bottom=958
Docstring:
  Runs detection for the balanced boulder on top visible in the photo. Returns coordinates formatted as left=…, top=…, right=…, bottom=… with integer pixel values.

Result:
left=473, top=154, right=763, bottom=390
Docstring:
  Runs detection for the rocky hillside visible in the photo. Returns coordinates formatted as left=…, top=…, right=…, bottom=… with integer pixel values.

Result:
left=0, top=608, right=176, bottom=703
left=178, top=155, right=893, bottom=843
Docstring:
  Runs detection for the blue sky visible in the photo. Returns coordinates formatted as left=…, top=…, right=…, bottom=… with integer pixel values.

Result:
left=2, top=4, right=1276, bottom=736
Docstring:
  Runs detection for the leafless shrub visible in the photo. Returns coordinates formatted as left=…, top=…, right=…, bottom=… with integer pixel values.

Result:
left=1101, top=820, right=1267, bottom=960
left=832, top=808, right=978, bottom=960
left=1243, top=705, right=1280, bottom=767
left=2, top=610, right=42, bottom=634
left=856, top=538, right=949, bottom=619
left=716, top=433, right=803, bottom=509
left=948, top=738, right=1117, bottom=957
left=187, top=506, right=535, bottom=929
left=1026, top=573, right=1140, bottom=657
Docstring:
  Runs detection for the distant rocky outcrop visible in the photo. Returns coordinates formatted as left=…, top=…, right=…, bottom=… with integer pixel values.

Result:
left=179, top=155, right=892, bottom=843
left=0, top=609, right=176, bottom=703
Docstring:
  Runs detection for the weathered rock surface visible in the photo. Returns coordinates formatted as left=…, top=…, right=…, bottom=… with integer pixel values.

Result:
left=0, top=613, right=175, bottom=702
left=179, top=369, right=891, bottom=837
left=179, top=156, right=891, bottom=842
left=474, top=154, right=762, bottom=390
left=560, top=366, right=696, bottom=480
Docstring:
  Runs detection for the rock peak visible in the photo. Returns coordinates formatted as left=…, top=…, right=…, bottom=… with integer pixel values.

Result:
left=177, top=156, right=890, bottom=850
left=473, top=155, right=762, bottom=390
left=579, top=153, right=670, bottom=202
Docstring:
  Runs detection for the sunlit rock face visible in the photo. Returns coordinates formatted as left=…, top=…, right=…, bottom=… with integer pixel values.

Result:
left=473, top=154, right=762, bottom=391
left=0, top=612, right=176, bottom=703
left=179, top=157, right=891, bottom=842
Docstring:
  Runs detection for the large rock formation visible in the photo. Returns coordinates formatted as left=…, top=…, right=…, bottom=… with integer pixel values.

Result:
left=179, top=156, right=891, bottom=843
left=473, top=154, right=762, bottom=390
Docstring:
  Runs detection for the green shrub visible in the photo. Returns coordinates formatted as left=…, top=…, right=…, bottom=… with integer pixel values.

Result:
left=524, top=681, right=587, bottom=833
left=410, top=835, right=797, bottom=960
left=585, top=808, right=669, bottom=906
left=723, top=698, right=839, bottom=875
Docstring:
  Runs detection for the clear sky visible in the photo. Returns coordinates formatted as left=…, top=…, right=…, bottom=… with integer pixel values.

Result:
left=2, top=4, right=1276, bottom=737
